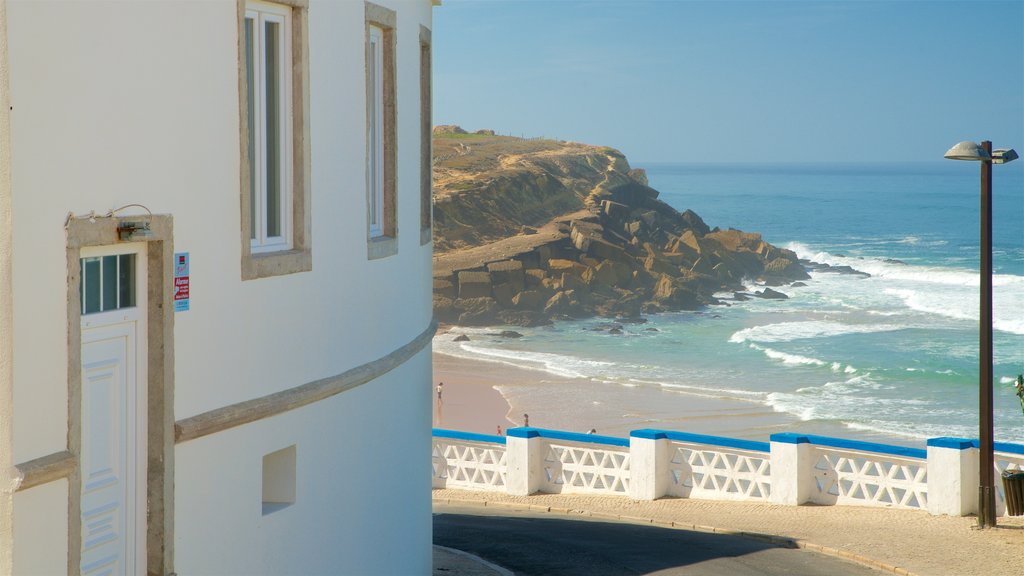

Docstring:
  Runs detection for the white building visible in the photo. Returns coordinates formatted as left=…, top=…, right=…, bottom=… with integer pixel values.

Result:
left=0, top=0, right=436, bottom=573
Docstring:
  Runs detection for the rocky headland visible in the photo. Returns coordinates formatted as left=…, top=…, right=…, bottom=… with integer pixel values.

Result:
left=432, top=128, right=811, bottom=327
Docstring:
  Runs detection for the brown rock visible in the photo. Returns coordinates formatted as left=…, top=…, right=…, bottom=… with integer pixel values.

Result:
left=547, top=258, right=584, bottom=275
left=680, top=230, right=702, bottom=255
left=433, top=124, right=468, bottom=134
left=458, top=270, right=492, bottom=299
left=524, top=268, right=546, bottom=288
left=587, top=238, right=630, bottom=263
left=680, top=209, right=711, bottom=235
left=544, top=290, right=585, bottom=317
left=492, top=282, right=517, bottom=306
left=497, top=310, right=552, bottom=327
left=487, top=259, right=525, bottom=291
left=582, top=260, right=619, bottom=287
left=456, top=297, right=500, bottom=325
left=433, top=277, right=457, bottom=299
left=764, top=257, right=810, bottom=280
left=512, top=290, right=547, bottom=311
left=561, top=272, right=588, bottom=292
left=755, top=287, right=789, bottom=300
left=601, top=200, right=629, bottom=221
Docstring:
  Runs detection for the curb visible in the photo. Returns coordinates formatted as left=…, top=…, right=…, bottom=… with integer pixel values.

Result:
left=433, top=496, right=920, bottom=576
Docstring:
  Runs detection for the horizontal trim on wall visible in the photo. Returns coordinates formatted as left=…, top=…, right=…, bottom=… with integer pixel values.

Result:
left=14, top=450, right=75, bottom=492
left=175, top=320, right=437, bottom=444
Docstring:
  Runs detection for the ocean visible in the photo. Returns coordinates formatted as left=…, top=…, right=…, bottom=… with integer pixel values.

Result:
left=434, top=161, right=1024, bottom=446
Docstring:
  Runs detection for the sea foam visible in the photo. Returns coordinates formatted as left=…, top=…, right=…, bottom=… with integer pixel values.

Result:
left=730, top=320, right=907, bottom=344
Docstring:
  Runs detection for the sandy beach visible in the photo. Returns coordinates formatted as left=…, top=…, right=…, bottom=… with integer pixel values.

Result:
left=432, top=345, right=918, bottom=446
left=432, top=352, right=522, bottom=435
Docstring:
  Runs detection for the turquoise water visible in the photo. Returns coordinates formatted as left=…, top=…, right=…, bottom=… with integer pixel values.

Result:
left=435, top=162, right=1024, bottom=445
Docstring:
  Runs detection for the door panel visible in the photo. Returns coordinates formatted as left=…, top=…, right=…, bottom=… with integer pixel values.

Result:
left=80, top=324, right=135, bottom=576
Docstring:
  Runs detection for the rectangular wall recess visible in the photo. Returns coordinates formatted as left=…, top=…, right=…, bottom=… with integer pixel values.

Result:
left=262, top=444, right=296, bottom=515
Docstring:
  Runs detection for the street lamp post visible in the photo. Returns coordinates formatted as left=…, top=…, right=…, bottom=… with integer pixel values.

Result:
left=943, top=140, right=1018, bottom=528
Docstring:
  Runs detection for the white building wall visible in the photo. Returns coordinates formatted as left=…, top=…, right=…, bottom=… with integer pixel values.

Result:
left=12, top=481, right=68, bottom=575
left=175, top=350, right=432, bottom=574
left=5, top=0, right=434, bottom=572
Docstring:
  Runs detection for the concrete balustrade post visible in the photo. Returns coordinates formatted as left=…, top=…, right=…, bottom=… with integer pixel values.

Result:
left=769, top=433, right=813, bottom=505
left=926, top=437, right=978, bottom=516
left=629, top=430, right=669, bottom=500
left=505, top=428, right=543, bottom=496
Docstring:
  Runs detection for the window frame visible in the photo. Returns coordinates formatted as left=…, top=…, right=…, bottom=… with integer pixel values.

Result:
left=419, top=25, right=432, bottom=246
left=238, top=0, right=311, bottom=280
left=247, top=2, right=292, bottom=253
left=368, top=25, right=385, bottom=238
left=365, top=2, right=397, bottom=260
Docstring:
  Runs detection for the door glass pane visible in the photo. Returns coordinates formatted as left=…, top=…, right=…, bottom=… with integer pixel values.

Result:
left=246, top=17, right=257, bottom=240
left=83, top=258, right=101, bottom=314
left=101, top=255, right=117, bottom=312
left=81, top=254, right=136, bottom=315
left=264, top=19, right=281, bottom=239
left=118, top=254, right=136, bottom=309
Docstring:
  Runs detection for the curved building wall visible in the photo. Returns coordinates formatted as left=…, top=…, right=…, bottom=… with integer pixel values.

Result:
left=5, top=0, right=435, bottom=572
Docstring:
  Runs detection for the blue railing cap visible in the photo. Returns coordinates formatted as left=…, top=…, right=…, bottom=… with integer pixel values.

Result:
left=996, top=441, right=1024, bottom=455
left=633, top=429, right=770, bottom=453
left=771, top=432, right=926, bottom=459
left=924, top=438, right=1024, bottom=455
left=927, top=437, right=975, bottom=450
left=506, top=427, right=629, bottom=447
left=432, top=428, right=507, bottom=445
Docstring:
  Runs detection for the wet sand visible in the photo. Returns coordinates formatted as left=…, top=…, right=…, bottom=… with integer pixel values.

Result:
left=432, top=349, right=919, bottom=447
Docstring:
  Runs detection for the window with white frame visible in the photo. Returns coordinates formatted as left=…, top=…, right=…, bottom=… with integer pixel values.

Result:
left=245, top=0, right=292, bottom=253
left=365, top=2, right=396, bottom=254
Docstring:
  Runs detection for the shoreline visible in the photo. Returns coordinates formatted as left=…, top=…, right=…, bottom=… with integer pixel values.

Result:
left=432, top=352, right=520, bottom=435
left=432, top=347, right=926, bottom=448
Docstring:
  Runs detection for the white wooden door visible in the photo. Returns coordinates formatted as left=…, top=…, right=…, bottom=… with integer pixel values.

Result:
left=79, top=245, right=147, bottom=576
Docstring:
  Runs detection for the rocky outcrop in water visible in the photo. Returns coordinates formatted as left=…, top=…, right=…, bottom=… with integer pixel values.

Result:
left=432, top=130, right=810, bottom=326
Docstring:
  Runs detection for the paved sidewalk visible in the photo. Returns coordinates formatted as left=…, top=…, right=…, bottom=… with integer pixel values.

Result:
left=432, top=488, right=1024, bottom=576
left=433, top=545, right=511, bottom=576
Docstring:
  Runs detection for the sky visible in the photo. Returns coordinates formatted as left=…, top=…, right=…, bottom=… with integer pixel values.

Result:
left=433, top=1, right=1024, bottom=163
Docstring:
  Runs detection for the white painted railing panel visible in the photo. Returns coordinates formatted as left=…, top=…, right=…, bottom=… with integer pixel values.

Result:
left=809, top=447, right=927, bottom=510
left=432, top=439, right=508, bottom=492
left=540, top=441, right=630, bottom=496
left=665, top=441, right=771, bottom=502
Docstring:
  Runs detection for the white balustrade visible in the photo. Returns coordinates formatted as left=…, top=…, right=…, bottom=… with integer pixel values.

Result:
left=539, top=439, right=630, bottom=495
left=432, top=431, right=508, bottom=492
left=431, top=427, right=1024, bottom=519
left=630, top=430, right=771, bottom=502
left=773, top=433, right=928, bottom=511
left=668, top=442, right=771, bottom=501
left=809, top=447, right=927, bottom=510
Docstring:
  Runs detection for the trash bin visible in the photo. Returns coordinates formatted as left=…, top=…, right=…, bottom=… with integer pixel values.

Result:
left=1001, top=470, right=1024, bottom=516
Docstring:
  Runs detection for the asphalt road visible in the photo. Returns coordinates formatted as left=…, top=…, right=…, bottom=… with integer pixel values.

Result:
left=433, top=504, right=880, bottom=576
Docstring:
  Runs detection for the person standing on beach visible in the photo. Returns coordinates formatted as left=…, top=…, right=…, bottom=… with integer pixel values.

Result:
left=436, top=381, right=444, bottom=402
left=497, top=425, right=502, bottom=436
left=523, top=413, right=529, bottom=427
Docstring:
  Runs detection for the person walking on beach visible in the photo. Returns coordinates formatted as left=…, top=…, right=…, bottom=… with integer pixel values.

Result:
left=436, top=382, right=444, bottom=402
left=496, top=425, right=502, bottom=436
left=523, top=413, right=529, bottom=427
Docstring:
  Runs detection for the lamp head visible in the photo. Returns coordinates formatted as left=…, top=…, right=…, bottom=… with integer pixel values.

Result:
left=992, top=149, right=1018, bottom=165
left=944, top=141, right=990, bottom=161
